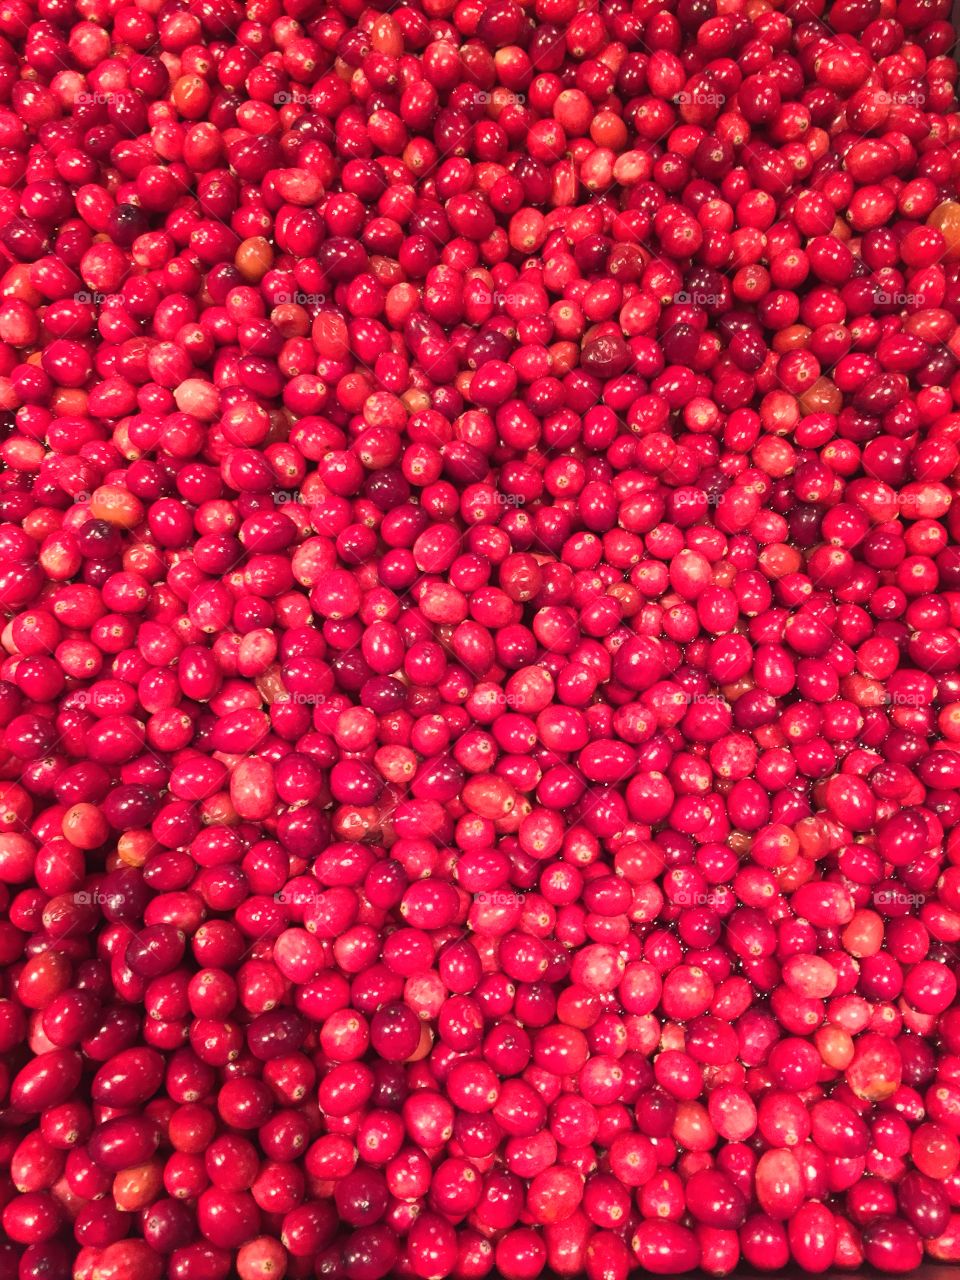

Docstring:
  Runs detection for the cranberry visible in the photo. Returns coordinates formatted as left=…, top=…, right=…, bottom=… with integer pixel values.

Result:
left=0, top=0, right=958, bottom=1275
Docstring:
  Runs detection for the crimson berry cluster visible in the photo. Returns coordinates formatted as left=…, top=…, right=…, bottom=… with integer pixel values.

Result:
left=1, top=0, right=960, bottom=1275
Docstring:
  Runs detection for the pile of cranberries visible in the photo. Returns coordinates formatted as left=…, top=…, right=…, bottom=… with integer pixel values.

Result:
left=3, top=0, right=960, bottom=1274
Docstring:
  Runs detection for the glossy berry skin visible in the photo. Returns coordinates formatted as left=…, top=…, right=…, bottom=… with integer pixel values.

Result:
left=0, top=0, right=959, bottom=1278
